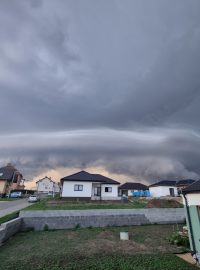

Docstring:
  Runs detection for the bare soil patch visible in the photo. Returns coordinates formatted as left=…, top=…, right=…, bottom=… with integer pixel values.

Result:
left=145, top=198, right=183, bottom=208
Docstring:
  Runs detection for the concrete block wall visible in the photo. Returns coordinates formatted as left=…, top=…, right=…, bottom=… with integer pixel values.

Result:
left=20, top=214, right=150, bottom=231
left=20, top=208, right=185, bottom=231
left=0, top=209, right=185, bottom=243
left=0, top=217, right=22, bottom=244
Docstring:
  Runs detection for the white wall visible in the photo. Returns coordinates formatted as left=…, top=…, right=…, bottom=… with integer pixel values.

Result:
left=53, top=183, right=60, bottom=193
left=37, top=177, right=54, bottom=193
left=149, top=186, right=178, bottom=197
left=101, top=184, right=119, bottom=198
left=128, top=190, right=133, bottom=196
left=62, top=181, right=92, bottom=198
left=182, top=193, right=200, bottom=206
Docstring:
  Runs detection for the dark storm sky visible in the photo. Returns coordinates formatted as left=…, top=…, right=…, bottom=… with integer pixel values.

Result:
left=1, top=0, right=200, bottom=182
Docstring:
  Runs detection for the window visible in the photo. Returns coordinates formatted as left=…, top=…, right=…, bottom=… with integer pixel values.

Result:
left=74, top=184, right=83, bottom=191
left=105, top=187, right=112, bottom=192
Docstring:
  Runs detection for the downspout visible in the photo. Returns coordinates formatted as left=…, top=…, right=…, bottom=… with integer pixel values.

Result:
left=183, top=193, right=197, bottom=262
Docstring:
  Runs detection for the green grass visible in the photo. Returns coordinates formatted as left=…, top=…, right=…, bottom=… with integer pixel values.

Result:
left=0, top=211, right=19, bottom=225
left=0, top=254, right=196, bottom=270
left=0, top=224, right=195, bottom=270
left=25, top=199, right=147, bottom=210
left=24, top=197, right=183, bottom=211
left=0, top=198, right=18, bottom=201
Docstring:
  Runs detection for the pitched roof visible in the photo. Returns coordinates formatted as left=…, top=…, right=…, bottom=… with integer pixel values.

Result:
left=119, top=182, right=148, bottom=190
left=176, top=179, right=196, bottom=186
left=36, top=176, right=55, bottom=183
left=149, top=180, right=177, bottom=187
left=61, top=171, right=120, bottom=185
left=182, top=179, right=200, bottom=194
left=0, top=163, right=22, bottom=181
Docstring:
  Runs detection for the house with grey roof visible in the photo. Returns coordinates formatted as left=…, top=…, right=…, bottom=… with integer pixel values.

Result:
left=149, top=180, right=178, bottom=197
left=0, top=163, right=24, bottom=196
left=119, top=182, right=148, bottom=197
left=149, top=179, right=197, bottom=197
left=61, top=170, right=120, bottom=201
left=176, top=179, right=196, bottom=195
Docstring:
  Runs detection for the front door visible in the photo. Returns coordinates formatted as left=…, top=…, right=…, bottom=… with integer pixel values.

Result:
left=169, top=188, right=175, bottom=196
left=94, top=187, right=101, bottom=196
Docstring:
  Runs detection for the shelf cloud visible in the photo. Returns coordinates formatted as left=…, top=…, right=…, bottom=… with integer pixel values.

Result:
left=1, top=0, right=200, bottom=183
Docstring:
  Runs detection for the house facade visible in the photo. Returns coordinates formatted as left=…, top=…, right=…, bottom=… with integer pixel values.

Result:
left=119, top=182, right=149, bottom=197
left=61, top=171, right=120, bottom=200
left=182, top=180, right=200, bottom=263
left=149, top=180, right=178, bottom=197
left=0, top=163, right=24, bottom=196
left=36, top=176, right=60, bottom=194
left=176, top=179, right=196, bottom=195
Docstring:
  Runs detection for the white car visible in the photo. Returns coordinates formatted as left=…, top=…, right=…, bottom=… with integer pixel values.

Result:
left=28, top=195, right=40, bottom=203
left=47, top=191, right=53, bottom=196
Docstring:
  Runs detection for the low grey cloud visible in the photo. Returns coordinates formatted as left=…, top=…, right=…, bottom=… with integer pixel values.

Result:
left=0, top=0, right=200, bottom=183
left=0, top=128, right=199, bottom=182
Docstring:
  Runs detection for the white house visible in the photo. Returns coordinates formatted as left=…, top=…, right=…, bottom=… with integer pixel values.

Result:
left=119, top=182, right=148, bottom=196
left=149, top=180, right=178, bottom=197
left=36, top=176, right=60, bottom=194
left=61, top=170, right=120, bottom=200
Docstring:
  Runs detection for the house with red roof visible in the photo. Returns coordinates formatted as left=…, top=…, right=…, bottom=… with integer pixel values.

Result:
left=0, top=163, right=24, bottom=197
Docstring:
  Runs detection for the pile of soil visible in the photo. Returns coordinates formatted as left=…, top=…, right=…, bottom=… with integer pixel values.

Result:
left=145, top=198, right=183, bottom=208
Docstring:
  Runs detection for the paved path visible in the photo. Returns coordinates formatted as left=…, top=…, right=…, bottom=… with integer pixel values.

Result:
left=0, top=199, right=29, bottom=218
left=177, top=253, right=200, bottom=268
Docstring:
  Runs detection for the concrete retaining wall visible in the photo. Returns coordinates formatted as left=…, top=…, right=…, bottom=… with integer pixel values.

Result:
left=0, top=209, right=185, bottom=241
left=0, top=217, right=22, bottom=244
left=20, top=208, right=185, bottom=231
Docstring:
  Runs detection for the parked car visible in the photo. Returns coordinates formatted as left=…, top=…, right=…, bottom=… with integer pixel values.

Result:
left=47, top=191, right=53, bottom=196
left=10, top=192, right=22, bottom=198
left=28, top=195, right=40, bottom=203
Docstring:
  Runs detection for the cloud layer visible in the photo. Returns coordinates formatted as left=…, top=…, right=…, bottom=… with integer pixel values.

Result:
left=1, top=0, right=200, bottom=183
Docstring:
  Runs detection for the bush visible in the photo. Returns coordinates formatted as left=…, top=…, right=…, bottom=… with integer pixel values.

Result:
left=43, top=224, right=49, bottom=231
left=168, top=233, right=190, bottom=248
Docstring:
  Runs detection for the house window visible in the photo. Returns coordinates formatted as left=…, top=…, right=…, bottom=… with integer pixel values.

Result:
left=105, top=187, right=112, bottom=192
left=74, top=184, right=83, bottom=191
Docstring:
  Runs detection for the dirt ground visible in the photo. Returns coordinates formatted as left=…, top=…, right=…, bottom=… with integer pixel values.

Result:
left=64, top=224, right=183, bottom=256
left=145, top=198, right=183, bottom=208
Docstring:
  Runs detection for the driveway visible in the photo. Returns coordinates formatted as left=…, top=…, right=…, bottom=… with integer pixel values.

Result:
left=0, top=198, right=29, bottom=218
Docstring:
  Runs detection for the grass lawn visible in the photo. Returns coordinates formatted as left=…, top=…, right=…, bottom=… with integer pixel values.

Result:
left=24, top=197, right=183, bottom=211
left=0, top=198, right=18, bottom=201
left=24, top=198, right=151, bottom=210
left=0, top=224, right=196, bottom=270
left=0, top=211, right=19, bottom=225
left=25, top=200, right=146, bottom=210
